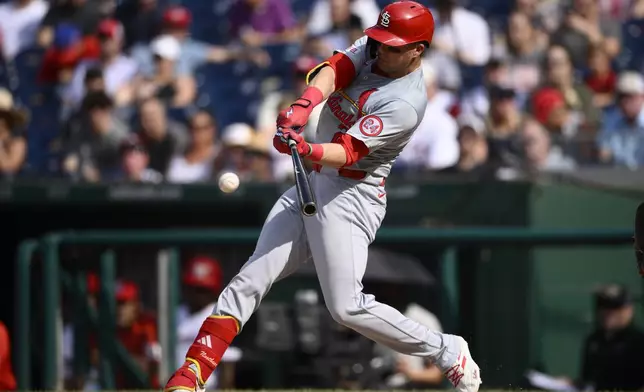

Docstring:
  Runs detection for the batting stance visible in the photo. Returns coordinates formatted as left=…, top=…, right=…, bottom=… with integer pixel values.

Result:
left=164, top=2, right=481, bottom=392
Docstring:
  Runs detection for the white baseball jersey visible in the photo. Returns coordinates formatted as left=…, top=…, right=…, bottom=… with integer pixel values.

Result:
left=313, top=36, right=428, bottom=179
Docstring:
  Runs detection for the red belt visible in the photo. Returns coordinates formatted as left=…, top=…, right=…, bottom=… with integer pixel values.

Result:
left=312, top=163, right=367, bottom=180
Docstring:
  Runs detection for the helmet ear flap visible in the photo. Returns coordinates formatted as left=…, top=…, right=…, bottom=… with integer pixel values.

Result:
left=366, top=37, right=379, bottom=59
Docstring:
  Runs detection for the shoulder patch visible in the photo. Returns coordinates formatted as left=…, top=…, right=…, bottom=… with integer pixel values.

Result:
left=359, top=115, right=383, bottom=137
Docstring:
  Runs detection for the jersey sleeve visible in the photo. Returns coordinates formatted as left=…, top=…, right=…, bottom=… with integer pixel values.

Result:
left=346, top=100, right=419, bottom=153
left=306, top=36, right=370, bottom=89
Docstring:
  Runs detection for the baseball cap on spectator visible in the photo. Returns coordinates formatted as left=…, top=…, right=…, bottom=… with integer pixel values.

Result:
left=182, top=255, right=223, bottom=293
left=151, top=34, right=181, bottom=61
left=163, top=5, right=192, bottom=29
left=457, top=113, right=486, bottom=136
left=594, top=284, right=632, bottom=310
left=52, top=24, right=85, bottom=67
left=97, top=19, right=124, bottom=41
left=222, top=123, right=254, bottom=148
left=531, top=87, right=566, bottom=125
left=116, top=280, right=140, bottom=302
left=616, top=71, right=644, bottom=96
left=247, top=132, right=271, bottom=156
left=53, top=23, right=81, bottom=49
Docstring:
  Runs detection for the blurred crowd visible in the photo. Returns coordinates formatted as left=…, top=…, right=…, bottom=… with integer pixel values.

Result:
left=0, top=0, right=643, bottom=184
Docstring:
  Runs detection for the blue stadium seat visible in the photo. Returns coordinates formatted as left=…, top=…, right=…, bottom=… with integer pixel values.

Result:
left=24, top=88, right=62, bottom=173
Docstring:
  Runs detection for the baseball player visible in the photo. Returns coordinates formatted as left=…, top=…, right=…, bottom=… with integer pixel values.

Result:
left=164, top=2, right=481, bottom=392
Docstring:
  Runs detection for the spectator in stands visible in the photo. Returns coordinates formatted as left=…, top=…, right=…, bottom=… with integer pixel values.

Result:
left=597, top=71, right=644, bottom=168
left=485, top=85, right=526, bottom=165
left=306, top=0, right=380, bottom=37
left=136, top=97, right=188, bottom=175
left=531, top=87, right=577, bottom=136
left=130, top=5, right=269, bottom=77
left=0, top=88, right=27, bottom=179
left=59, top=67, right=107, bottom=134
left=37, top=23, right=100, bottom=84
left=0, top=0, right=48, bottom=61
left=459, top=59, right=509, bottom=119
left=229, top=0, right=301, bottom=47
left=116, top=133, right=163, bottom=183
left=425, top=0, right=492, bottom=92
left=510, top=0, right=553, bottom=45
left=127, top=34, right=195, bottom=108
left=576, top=284, right=644, bottom=391
left=37, top=0, right=102, bottom=48
left=114, top=0, right=161, bottom=50
left=533, top=45, right=600, bottom=135
left=516, top=117, right=577, bottom=173
left=62, top=19, right=138, bottom=109
left=177, top=256, right=242, bottom=390
left=498, top=11, right=546, bottom=105
left=584, top=45, right=617, bottom=109
left=0, top=320, right=16, bottom=390
left=166, top=109, right=221, bottom=184
left=437, top=114, right=495, bottom=177
left=114, top=280, right=160, bottom=389
left=375, top=302, right=444, bottom=389
left=305, top=0, right=365, bottom=58
left=396, top=61, right=459, bottom=171
left=551, top=0, right=622, bottom=68
left=218, top=122, right=253, bottom=180
left=246, top=132, right=273, bottom=182
left=61, top=91, right=129, bottom=182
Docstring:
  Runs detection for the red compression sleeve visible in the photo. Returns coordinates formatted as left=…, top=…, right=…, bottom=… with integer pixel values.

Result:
left=332, top=132, right=370, bottom=166
left=298, top=86, right=324, bottom=113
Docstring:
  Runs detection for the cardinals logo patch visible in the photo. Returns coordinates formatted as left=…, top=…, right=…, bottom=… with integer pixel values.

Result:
left=359, top=115, right=383, bottom=137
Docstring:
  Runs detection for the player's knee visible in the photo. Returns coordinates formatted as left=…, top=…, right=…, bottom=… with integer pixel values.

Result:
left=326, top=299, right=363, bottom=327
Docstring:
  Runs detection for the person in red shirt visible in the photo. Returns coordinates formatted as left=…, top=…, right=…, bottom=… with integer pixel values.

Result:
left=0, top=321, right=16, bottom=390
left=584, top=46, right=617, bottom=109
left=114, top=280, right=160, bottom=389
left=38, top=23, right=100, bottom=84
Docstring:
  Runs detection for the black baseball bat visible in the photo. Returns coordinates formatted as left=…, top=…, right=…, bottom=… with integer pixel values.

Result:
left=288, top=138, right=317, bottom=217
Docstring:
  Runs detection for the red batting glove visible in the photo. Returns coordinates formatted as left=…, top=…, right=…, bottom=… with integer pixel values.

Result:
left=275, top=86, right=324, bottom=132
left=273, top=129, right=311, bottom=156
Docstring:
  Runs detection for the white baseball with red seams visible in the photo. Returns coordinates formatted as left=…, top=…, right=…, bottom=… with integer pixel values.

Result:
left=218, top=172, right=239, bottom=193
left=211, top=35, right=481, bottom=392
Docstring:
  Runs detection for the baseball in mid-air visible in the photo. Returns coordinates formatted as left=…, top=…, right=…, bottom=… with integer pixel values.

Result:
left=218, top=172, right=240, bottom=193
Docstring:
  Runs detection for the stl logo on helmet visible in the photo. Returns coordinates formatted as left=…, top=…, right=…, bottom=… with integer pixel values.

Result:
left=380, top=11, right=391, bottom=28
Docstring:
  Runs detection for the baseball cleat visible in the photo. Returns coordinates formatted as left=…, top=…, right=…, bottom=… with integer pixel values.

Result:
left=444, top=336, right=482, bottom=392
left=164, top=366, right=204, bottom=392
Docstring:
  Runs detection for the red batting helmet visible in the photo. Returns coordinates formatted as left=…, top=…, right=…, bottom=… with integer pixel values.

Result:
left=364, top=1, right=435, bottom=47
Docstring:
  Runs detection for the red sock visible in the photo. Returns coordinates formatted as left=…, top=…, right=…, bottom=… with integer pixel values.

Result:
left=182, top=316, right=239, bottom=385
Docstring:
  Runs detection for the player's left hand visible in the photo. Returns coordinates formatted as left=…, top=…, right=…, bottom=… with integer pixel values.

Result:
left=273, top=128, right=312, bottom=156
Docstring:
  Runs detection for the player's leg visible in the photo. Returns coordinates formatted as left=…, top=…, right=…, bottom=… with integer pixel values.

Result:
left=303, top=174, right=481, bottom=392
left=165, top=186, right=310, bottom=392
